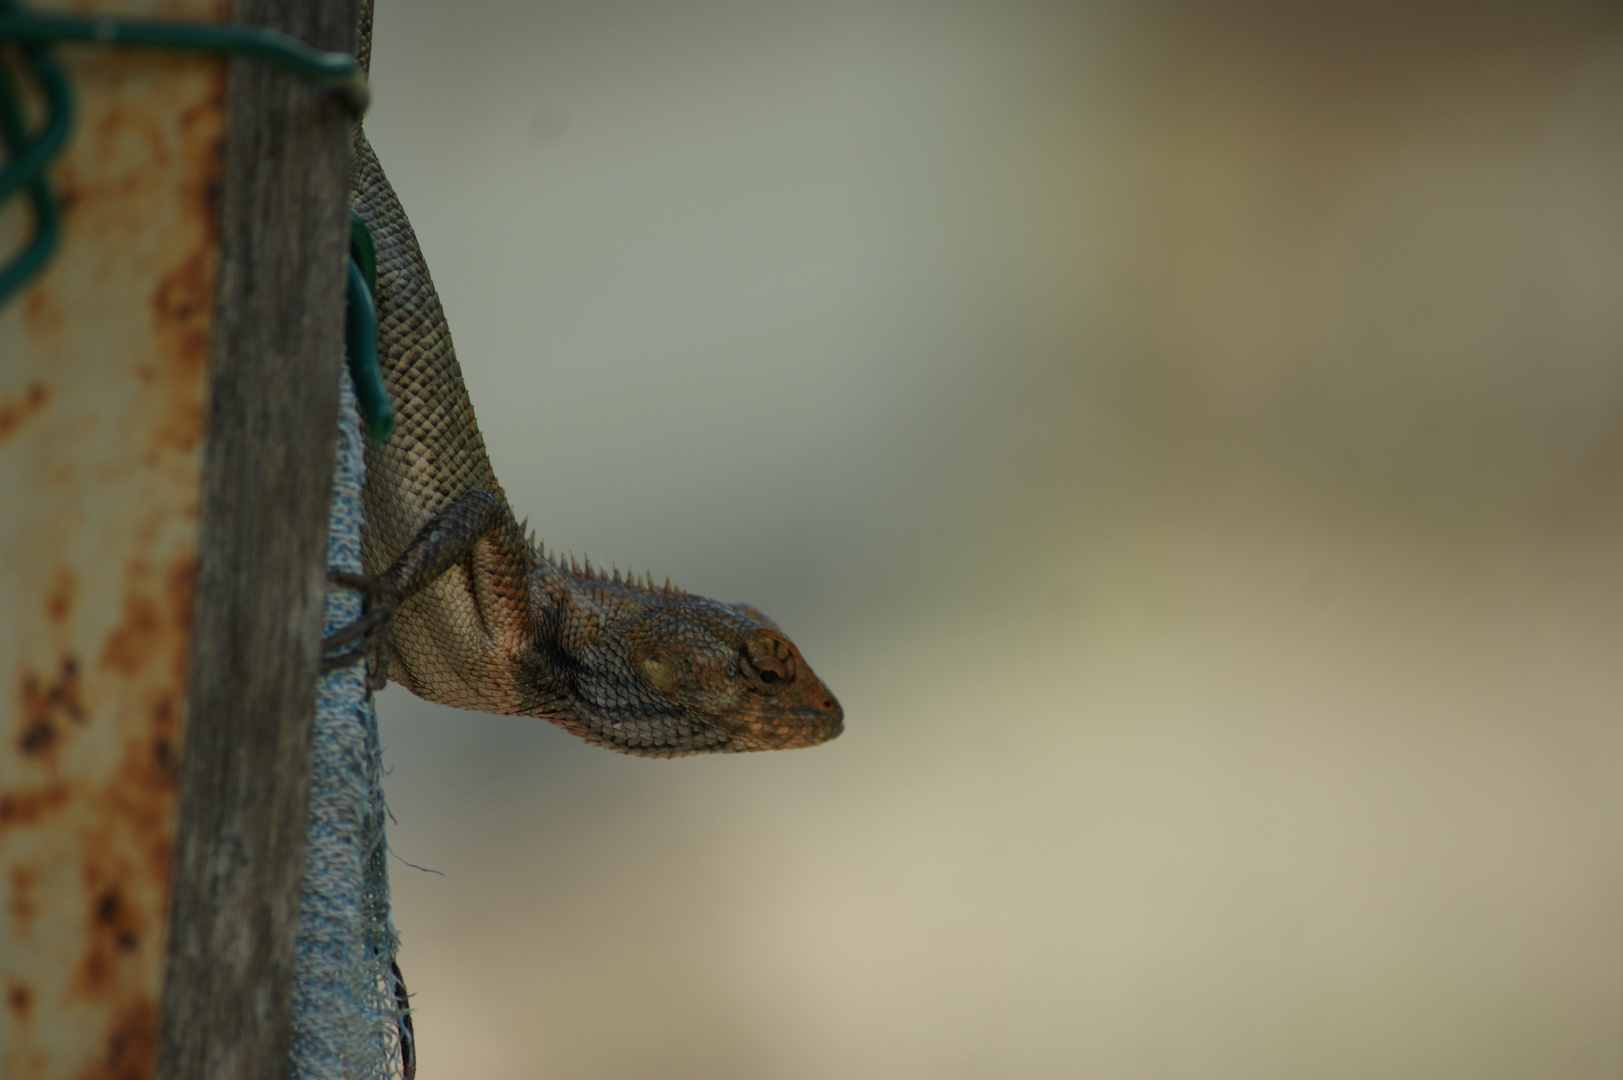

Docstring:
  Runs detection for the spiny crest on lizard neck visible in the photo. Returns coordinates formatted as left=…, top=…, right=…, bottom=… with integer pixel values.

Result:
left=528, top=530, right=686, bottom=597
left=521, top=528, right=842, bottom=757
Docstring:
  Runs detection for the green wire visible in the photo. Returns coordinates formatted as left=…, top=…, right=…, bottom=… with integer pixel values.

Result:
left=0, top=0, right=368, bottom=305
left=0, top=32, right=64, bottom=300
left=0, top=11, right=367, bottom=113
left=349, top=207, right=377, bottom=295
left=347, top=210, right=394, bottom=442
left=0, top=33, right=67, bottom=201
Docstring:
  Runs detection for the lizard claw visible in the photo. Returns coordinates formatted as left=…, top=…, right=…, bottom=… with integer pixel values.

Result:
left=320, top=492, right=502, bottom=678
left=321, top=570, right=399, bottom=673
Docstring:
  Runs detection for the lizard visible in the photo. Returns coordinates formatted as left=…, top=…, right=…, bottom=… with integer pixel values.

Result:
left=323, top=1, right=843, bottom=758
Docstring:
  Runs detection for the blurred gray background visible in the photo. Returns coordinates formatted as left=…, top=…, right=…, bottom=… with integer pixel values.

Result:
left=362, top=3, right=1623, bottom=1077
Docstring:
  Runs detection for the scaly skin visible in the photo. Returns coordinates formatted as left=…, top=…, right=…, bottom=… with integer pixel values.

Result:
left=340, top=11, right=842, bottom=757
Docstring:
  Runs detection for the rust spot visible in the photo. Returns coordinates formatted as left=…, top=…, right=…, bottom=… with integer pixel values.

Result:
left=18, top=656, right=85, bottom=757
left=152, top=250, right=211, bottom=366
left=153, top=392, right=205, bottom=457
left=46, top=566, right=78, bottom=624
left=49, top=156, right=83, bottom=221
left=9, top=864, right=39, bottom=929
left=22, top=286, right=67, bottom=336
left=79, top=687, right=187, bottom=908
left=0, top=784, right=69, bottom=829
left=73, top=876, right=150, bottom=1007
left=201, top=171, right=222, bottom=231
left=0, top=380, right=49, bottom=443
left=191, top=66, right=228, bottom=232
left=149, top=249, right=212, bottom=455
left=100, top=592, right=161, bottom=677
left=177, top=104, right=226, bottom=251
left=6, top=980, right=31, bottom=1021
left=164, top=554, right=196, bottom=644
left=78, top=914, right=111, bottom=993
left=150, top=697, right=179, bottom=783
left=176, top=98, right=209, bottom=131
left=93, top=887, right=139, bottom=953
left=89, top=998, right=157, bottom=1080
left=151, top=695, right=177, bottom=734
left=19, top=721, right=55, bottom=755
left=151, top=249, right=208, bottom=327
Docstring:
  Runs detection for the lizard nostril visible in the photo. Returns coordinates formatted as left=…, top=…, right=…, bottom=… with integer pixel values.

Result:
left=821, top=699, right=835, bottom=711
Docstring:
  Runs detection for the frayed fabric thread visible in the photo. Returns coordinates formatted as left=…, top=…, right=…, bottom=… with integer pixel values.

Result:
left=290, top=367, right=408, bottom=1080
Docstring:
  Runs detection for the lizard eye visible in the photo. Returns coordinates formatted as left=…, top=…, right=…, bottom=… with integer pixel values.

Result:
left=741, top=633, right=796, bottom=692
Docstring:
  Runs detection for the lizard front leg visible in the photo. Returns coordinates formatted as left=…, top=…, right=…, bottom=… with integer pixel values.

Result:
left=321, top=489, right=502, bottom=673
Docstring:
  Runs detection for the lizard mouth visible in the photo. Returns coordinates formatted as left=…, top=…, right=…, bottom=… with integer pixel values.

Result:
left=589, top=693, right=843, bottom=757
left=728, top=686, right=844, bottom=751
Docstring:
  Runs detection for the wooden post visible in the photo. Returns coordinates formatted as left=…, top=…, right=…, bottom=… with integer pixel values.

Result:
left=155, top=0, right=356, bottom=1077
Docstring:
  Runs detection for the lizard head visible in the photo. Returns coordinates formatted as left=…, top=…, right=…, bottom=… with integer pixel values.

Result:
left=536, top=564, right=844, bottom=757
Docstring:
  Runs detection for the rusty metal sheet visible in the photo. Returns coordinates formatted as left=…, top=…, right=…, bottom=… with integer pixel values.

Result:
left=0, top=2, right=227, bottom=1077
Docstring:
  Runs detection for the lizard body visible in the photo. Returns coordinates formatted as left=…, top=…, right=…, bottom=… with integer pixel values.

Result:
left=334, top=11, right=842, bottom=757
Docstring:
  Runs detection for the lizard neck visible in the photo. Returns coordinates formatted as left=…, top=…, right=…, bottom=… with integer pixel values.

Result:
left=521, top=552, right=670, bottom=702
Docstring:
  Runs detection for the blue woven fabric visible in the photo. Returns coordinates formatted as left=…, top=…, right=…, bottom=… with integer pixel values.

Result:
left=290, top=368, right=405, bottom=1080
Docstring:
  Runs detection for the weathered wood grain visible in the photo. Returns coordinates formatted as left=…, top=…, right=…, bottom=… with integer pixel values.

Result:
left=156, top=2, right=357, bottom=1077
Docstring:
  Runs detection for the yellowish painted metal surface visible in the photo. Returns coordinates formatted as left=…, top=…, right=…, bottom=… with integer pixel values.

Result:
left=0, top=3, right=227, bottom=1077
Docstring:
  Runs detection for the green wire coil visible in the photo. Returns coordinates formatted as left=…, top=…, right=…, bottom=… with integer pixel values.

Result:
left=0, top=9, right=368, bottom=112
left=0, top=0, right=394, bottom=441
left=347, top=209, right=394, bottom=442
left=0, top=2, right=68, bottom=301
